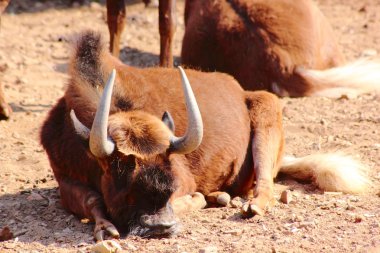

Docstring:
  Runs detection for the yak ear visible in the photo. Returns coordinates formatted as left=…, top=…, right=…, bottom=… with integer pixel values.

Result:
left=162, top=111, right=175, bottom=133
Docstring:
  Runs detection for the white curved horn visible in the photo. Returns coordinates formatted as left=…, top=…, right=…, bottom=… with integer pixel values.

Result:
left=169, top=66, right=203, bottom=154
left=70, top=109, right=90, bottom=139
left=89, top=69, right=116, bottom=158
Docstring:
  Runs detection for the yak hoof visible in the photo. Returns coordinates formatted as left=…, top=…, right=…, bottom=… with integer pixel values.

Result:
left=0, top=103, right=11, bottom=120
left=94, top=221, right=120, bottom=241
left=241, top=203, right=265, bottom=218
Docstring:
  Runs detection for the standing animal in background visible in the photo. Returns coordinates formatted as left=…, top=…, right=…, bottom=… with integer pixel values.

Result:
left=106, top=0, right=176, bottom=67
left=0, top=0, right=11, bottom=120
left=40, top=31, right=370, bottom=240
left=181, top=0, right=380, bottom=98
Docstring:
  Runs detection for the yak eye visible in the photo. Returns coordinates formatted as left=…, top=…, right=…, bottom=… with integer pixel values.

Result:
left=111, top=155, right=136, bottom=175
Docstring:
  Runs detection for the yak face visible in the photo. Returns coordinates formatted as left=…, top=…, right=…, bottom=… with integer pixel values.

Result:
left=99, top=111, right=180, bottom=237
left=70, top=67, right=203, bottom=237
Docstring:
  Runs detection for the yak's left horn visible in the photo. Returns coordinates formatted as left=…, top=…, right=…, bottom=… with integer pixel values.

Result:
left=169, top=67, right=203, bottom=154
left=70, top=109, right=90, bottom=139
left=89, top=69, right=116, bottom=158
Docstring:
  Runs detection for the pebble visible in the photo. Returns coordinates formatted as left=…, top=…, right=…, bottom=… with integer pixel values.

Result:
left=280, top=190, right=293, bottom=204
left=90, top=2, right=102, bottom=10
left=354, top=215, right=364, bottom=223
left=223, top=229, right=243, bottom=236
left=27, top=192, right=44, bottom=201
left=91, top=240, right=122, bottom=253
left=199, top=246, right=218, bottom=253
left=230, top=197, right=244, bottom=208
left=361, top=49, right=377, bottom=57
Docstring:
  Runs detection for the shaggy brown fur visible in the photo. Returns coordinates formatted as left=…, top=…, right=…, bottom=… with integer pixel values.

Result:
left=181, top=0, right=380, bottom=97
left=41, top=31, right=370, bottom=240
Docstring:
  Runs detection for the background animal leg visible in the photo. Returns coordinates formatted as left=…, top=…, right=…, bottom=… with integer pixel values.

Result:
left=0, top=82, right=11, bottom=120
left=58, top=178, right=120, bottom=241
left=0, top=1, right=11, bottom=120
left=242, top=91, right=284, bottom=217
left=206, top=191, right=231, bottom=206
left=106, top=0, right=126, bottom=58
left=172, top=192, right=206, bottom=215
left=159, top=0, right=176, bottom=67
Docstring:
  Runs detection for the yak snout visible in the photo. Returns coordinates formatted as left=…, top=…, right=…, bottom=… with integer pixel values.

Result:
left=140, top=203, right=178, bottom=232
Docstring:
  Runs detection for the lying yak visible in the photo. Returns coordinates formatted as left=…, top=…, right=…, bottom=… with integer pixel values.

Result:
left=41, top=31, right=370, bottom=240
left=181, top=0, right=380, bottom=97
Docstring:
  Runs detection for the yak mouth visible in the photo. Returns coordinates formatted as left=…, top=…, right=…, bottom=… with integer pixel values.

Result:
left=111, top=203, right=181, bottom=238
left=127, top=220, right=181, bottom=238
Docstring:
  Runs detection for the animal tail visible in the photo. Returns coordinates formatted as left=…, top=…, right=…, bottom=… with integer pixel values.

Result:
left=296, top=58, right=380, bottom=98
left=69, top=30, right=121, bottom=88
left=279, top=153, right=371, bottom=194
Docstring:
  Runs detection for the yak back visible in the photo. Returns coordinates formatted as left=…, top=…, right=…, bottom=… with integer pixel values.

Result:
left=182, top=0, right=344, bottom=96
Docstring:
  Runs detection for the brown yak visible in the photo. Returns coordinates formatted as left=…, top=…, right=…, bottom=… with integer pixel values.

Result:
left=0, top=0, right=11, bottom=120
left=40, top=31, right=370, bottom=240
left=181, top=0, right=380, bottom=97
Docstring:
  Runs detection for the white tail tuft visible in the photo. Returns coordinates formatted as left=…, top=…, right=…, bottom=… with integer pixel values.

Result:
left=297, top=58, right=380, bottom=98
left=280, top=153, right=371, bottom=194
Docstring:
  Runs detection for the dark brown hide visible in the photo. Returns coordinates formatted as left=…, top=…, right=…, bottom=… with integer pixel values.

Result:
left=181, top=0, right=373, bottom=97
left=41, top=31, right=284, bottom=238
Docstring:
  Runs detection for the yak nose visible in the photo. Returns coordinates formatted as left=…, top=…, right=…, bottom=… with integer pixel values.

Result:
left=140, top=204, right=177, bottom=229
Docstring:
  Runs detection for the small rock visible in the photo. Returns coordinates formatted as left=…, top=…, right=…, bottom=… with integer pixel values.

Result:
left=280, top=190, right=293, bottom=204
left=358, top=5, right=367, bottom=12
left=91, top=240, right=122, bottom=253
left=90, top=2, right=102, bottom=10
left=324, top=191, right=342, bottom=196
left=361, top=49, right=377, bottom=57
left=0, top=227, right=13, bottom=242
left=299, top=221, right=316, bottom=229
left=223, top=229, right=243, bottom=236
left=199, top=246, right=218, bottom=253
left=81, top=218, right=90, bottom=224
left=230, top=197, right=244, bottom=208
left=354, top=215, right=364, bottom=223
left=27, top=192, right=44, bottom=201
left=346, top=204, right=355, bottom=211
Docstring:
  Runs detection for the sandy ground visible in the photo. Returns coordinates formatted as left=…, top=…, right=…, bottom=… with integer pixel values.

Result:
left=0, top=0, right=379, bottom=252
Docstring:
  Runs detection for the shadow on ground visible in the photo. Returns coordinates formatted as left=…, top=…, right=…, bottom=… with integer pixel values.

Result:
left=0, top=187, right=93, bottom=247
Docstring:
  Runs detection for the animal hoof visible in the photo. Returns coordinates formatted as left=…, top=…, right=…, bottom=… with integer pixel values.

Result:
left=240, top=203, right=265, bottom=218
left=216, top=192, right=231, bottom=206
left=0, top=103, right=11, bottom=120
left=94, top=222, right=120, bottom=241
left=250, top=204, right=265, bottom=216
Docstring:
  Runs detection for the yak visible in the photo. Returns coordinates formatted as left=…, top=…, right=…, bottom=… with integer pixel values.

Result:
left=181, top=0, right=380, bottom=97
left=0, top=0, right=11, bottom=120
left=40, top=31, right=370, bottom=240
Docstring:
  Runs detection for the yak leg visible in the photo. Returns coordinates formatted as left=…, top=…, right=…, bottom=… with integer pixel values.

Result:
left=106, top=0, right=126, bottom=58
left=0, top=6, right=11, bottom=120
left=206, top=191, right=231, bottom=206
left=0, top=85, right=11, bottom=120
left=0, top=74, right=11, bottom=120
left=159, top=0, right=176, bottom=67
left=58, top=178, right=120, bottom=241
left=242, top=91, right=284, bottom=216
